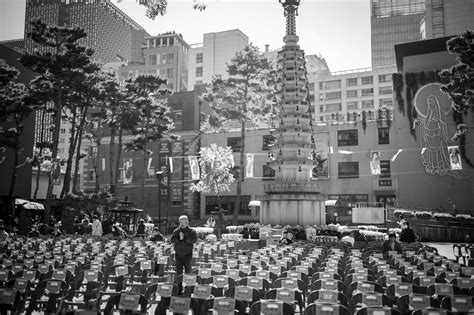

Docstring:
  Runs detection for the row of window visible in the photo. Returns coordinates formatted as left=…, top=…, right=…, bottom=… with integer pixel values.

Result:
left=149, top=53, right=175, bottom=66
left=320, top=87, right=392, bottom=100
left=319, top=99, right=392, bottom=112
left=319, top=74, right=392, bottom=90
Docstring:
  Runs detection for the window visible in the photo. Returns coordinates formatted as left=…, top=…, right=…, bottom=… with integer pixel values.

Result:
left=227, top=137, right=241, bottom=152
left=378, top=127, right=390, bottom=144
left=196, top=53, right=203, bottom=63
left=319, top=105, right=324, bottom=113
left=262, top=135, right=275, bottom=150
left=168, top=83, right=174, bottom=90
left=169, top=37, right=174, bottom=46
left=380, top=160, right=391, bottom=178
left=308, top=82, right=315, bottom=90
left=323, top=80, right=341, bottom=89
left=263, top=165, right=275, bottom=179
left=60, top=128, right=66, bottom=134
left=379, top=86, right=392, bottom=95
left=361, top=88, right=374, bottom=97
left=362, top=100, right=374, bottom=108
left=347, top=101, right=358, bottom=110
left=338, top=129, right=358, bottom=146
left=325, top=92, right=341, bottom=100
left=361, top=76, right=373, bottom=85
left=196, top=66, right=203, bottom=77
left=149, top=54, right=157, bottom=65
left=174, top=110, right=182, bottom=123
left=325, top=103, right=342, bottom=112
left=88, top=169, right=95, bottom=181
left=338, top=162, right=359, bottom=178
left=347, top=78, right=358, bottom=86
left=378, top=74, right=391, bottom=83
left=167, top=68, right=174, bottom=79
left=346, top=90, right=358, bottom=98
left=380, top=98, right=393, bottom=107
left=319, top=82, right=323, bottom=89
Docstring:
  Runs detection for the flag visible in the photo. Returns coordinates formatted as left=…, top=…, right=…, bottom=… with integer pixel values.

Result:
left=168, top=156, right=173, bottom=173
left=189, top=156, right=200, bottom=180
left=391, top=149, right=403, bottom=162
left=448, top=145, right=462, bottom=170
left=370, top=151, right=381, bottom=175
left=245, top=154, right=254, bottom=178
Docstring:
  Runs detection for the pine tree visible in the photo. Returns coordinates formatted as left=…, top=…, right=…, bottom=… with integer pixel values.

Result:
left=20, top=19, right=99, bottom=223
left=203, top=44, right=273, bottom=224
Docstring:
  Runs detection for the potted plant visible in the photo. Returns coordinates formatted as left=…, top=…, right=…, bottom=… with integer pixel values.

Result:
left=415, top=211, right=433, bottom=220
left=394, top=209, right=415, bottom=218
left=433, top=213, right=455, bottom=221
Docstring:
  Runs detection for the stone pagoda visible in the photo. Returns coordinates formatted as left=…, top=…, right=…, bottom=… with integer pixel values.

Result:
left=259, top=0, right=327, bottom=225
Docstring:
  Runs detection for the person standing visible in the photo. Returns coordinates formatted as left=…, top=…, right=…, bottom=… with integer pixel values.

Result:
left=400, top=222, right=417, bottom=243
left=91, top=215, right=103, bottom=237
left=171, top=215, right=197, bottom=281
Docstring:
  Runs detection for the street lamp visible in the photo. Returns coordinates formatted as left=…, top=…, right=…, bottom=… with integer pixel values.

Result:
left=155, top=166, right=166, bottom=225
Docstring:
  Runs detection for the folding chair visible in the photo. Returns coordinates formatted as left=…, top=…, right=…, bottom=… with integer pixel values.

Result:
left=103, top=292, right=148, bottom=315
left=264, top=288, right=305, bottom=313
left=249, top=299, right=294, bottom=315
left=304, top=301, right=350, bottom=315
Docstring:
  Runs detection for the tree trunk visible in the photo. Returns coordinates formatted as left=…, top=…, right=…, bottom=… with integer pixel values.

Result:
left=60, top=108, right=78, bottom=198
left=114, top=127, right=124, bottom=194
left=109, top=106, right=117, bottom=195
left=72, top=125, right=85, bottom=193
left=7, top=137, right=20, bottom=198
left=33, top=110, right=47, bottom=200
left=232, top=119, right=245, bottom=225
left=44, top=95, right=62, bottom=224
left=94, top=119, right=102, bottom=194
left=141, top=113, right=150, bottom=209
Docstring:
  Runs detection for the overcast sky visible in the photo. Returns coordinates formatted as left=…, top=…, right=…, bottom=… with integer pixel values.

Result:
left=0, top=0, right=372, bottom=72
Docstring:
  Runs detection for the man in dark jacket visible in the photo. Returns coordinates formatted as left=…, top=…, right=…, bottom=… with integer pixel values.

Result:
left=171, top=215, right=197, bottom=277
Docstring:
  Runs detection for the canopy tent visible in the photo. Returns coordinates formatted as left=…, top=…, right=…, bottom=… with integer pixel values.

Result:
left=325, top=200, right=339, bottom=206
left=15, top=198, right=44, bottom=210
left=249, top=200, right=261, bottom=207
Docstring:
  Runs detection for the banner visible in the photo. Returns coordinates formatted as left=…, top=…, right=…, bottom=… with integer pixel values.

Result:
left=448, top=146, right=462, bottom=170
left=189, top=156, right=200, bottom=180
left=312, top=132, right=329, bottom=179
left=370, top=152, right=381, bottom=175
left=102, top=158, right=105, bottom=172
left=123, top=158, right=133, bottom=184
left=168, top=157, right=173, bottom=173
left=245, top=154, right=254, bottom=178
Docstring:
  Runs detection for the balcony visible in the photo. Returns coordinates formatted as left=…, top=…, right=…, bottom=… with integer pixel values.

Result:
left=264, top=181, right=322, bottom=194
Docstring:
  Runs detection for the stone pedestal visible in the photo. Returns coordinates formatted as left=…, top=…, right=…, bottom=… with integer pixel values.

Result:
left=259, top=193, right=327, bottom=226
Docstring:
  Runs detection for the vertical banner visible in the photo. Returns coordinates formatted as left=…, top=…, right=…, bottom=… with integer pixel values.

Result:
left=101, top=158, right=105, bottom=172
left=189, top=156, right=200, bottom=180
left=370, top=152, right=381, bottom=175
left=448, top=146, right=462, bottom=170
left=123, top=158, right=133, bottom=184
left=245, top=154, right=254, bottom=178
left=312, top=132, right=330, bottom=179
left=169, top=157, right=174, bottom=173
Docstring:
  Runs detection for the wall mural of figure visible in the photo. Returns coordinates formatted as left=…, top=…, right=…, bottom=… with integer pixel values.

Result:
left=123, top=158, right=133, bottom=184
left=413, top=83, right=467, bottom=179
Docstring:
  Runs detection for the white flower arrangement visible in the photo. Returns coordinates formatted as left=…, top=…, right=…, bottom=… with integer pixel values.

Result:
left=358, top=225, right=379, bottom=231
left=389, top=228, right=402, bottom=235
left=193, top=227, right=215, bottom=239
left=456, top=214, right=474, bottom=220
left=358, top=229, right=386, bottom=242
left=394, top=209, right=415, bottom=218
left=415, top=211, right=433, bottom=218
left=433, top=213, right=454, bottom=219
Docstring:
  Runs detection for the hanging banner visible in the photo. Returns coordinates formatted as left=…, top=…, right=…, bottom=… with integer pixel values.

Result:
left=168, top=157, right=173, bottom=173
left=391, top=149, right=403, bottom=162
left=448, top=146, right=462, bottom=170
left=189, top=156, right=200, bottom=180
left=102, top=158, right=105, bottom=172
left=245, top=154, right=254, bottom=178
left=123, top=158, right=133, bottom=184
left=147, top=158, right=152, bottom=171
left=370, top=152, right=381, bottom=175
left=312, top=131, right=329, bottom=179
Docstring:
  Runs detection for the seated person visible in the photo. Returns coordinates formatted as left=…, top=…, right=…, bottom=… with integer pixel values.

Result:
left=135, top=219, right=146, bottom=238
left=52, top=224, right=62, bottom=237
left=382, top=232, right=403, bottom=259
left=279, top=230, right=293, bottom=245
left=0, top=225, right=9, bottom=239
left=28, top=225, right=40, bottom=238
left=400, top=221, right=417, bottom=243
left=240, top=227, right=251, bottom=239
left=150, top=227, right=164, bottom=242
left=340, top=230, right=355, bottom=246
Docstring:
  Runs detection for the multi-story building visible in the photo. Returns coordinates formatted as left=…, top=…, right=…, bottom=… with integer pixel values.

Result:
left=24, top=0, right=150, bottom=191
left=371, top=0, right=426, bottom=67
left=312, top=65, right=397, bottom=124
left=24, top=0, right=149, bottom=64
left=118, top=32, right=190, bottom=92
left=422, top=0, right=474, bottom=39
left=187, top=29, right=248, bottom=89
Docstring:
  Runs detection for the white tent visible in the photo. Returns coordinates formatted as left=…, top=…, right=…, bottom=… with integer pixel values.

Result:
left=15, top=198, right=44, bottom=210
left=249, top=200, right=261, bottom=207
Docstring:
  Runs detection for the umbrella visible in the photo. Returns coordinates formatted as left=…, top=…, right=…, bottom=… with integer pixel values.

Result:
left=15, top=198, right=45, bottom=210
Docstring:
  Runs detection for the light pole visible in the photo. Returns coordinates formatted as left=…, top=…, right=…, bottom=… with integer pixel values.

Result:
left=155, top=166, right=166, bottom=226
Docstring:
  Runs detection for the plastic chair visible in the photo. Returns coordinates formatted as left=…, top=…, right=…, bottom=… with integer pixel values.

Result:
left=307, top=289, right=348, bottom=306
left=349, top=292, right=392, bottom=314
left=264, top=288, right=305, bottom=313
left=303, top=302, right=350, bottom=315
left=356, top=306, right=401, bottom=315
left=103, top=292, right=148, bottom=315
left=249, top=299, right=294, bottom=315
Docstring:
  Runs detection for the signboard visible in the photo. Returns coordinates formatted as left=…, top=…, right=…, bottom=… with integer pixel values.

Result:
left=312, top=131, right=329, bottom=179
left=352, top=207, right=385, bottom=224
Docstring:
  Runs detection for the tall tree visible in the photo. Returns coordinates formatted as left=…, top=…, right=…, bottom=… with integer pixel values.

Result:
left=0, top=64, right=34, bottom=199
left=123, top=75, right=174, bottom=208
left=440, top=30, right=474, bottom=167
left=21, top=19, right=98, bottom=223
left=203, top=44, right=273, bottom=224
left=117, top=0, right=207, bottom=19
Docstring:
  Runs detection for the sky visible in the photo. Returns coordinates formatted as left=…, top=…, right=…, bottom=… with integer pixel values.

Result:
left=0, top=0, right=372, bottom=72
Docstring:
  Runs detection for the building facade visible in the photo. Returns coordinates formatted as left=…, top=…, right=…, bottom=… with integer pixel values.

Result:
left=79, top=91, right=212, bottom=225
left=422, top=0, right=474, bottom=39
left=371, top=0, right=426, bottom=67
left=187, top=29, right=248, bottom=89
left=118, top=32, right=190, bottom=92
left=312, top=65, right=397, bottom=124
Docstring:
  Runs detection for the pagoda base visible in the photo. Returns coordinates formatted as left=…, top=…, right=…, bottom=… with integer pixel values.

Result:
left=258, top=193, right=327, bottom=226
